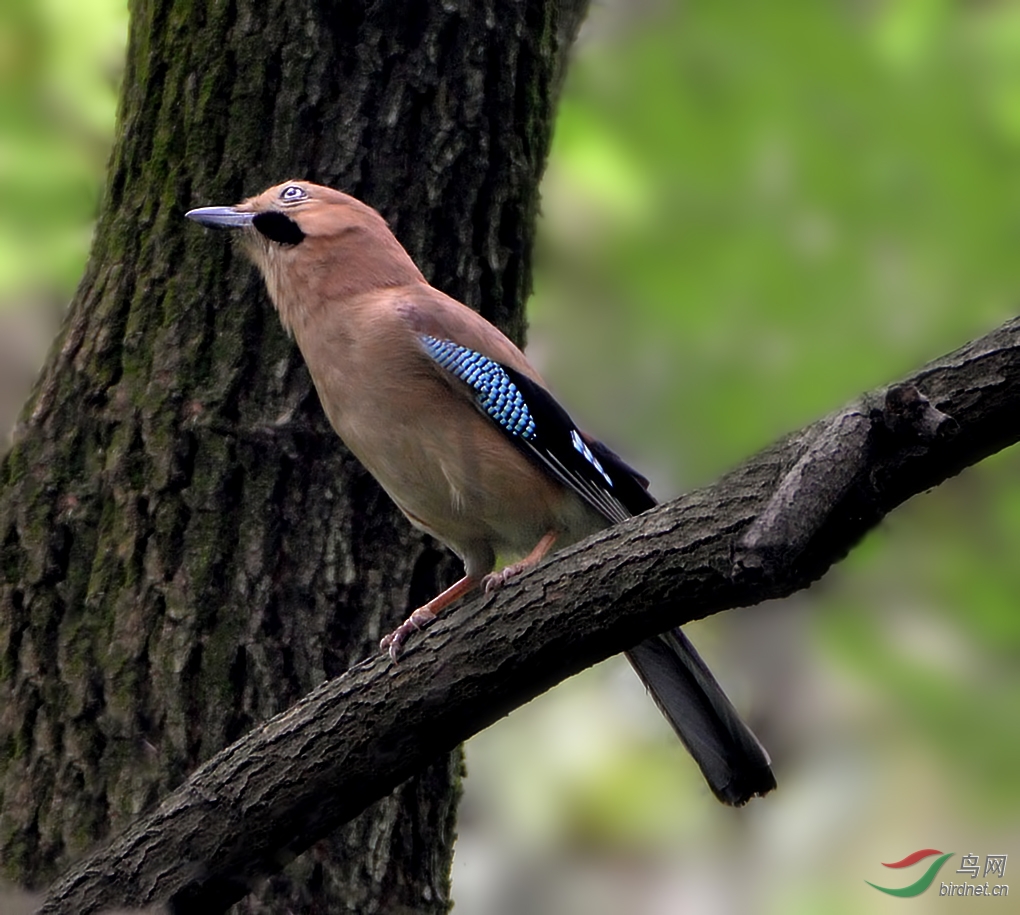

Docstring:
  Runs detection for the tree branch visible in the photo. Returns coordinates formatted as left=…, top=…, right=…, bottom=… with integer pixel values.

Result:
left=39, top=316, right=1020, bottom=913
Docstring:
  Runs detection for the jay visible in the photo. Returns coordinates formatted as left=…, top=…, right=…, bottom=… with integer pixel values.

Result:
left=187, top=181, right=776, bottom=806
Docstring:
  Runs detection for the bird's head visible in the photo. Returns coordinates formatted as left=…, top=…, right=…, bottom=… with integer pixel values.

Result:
left=186, top=180, right=425, bottom=330
left=186, top=179, right=387, bottom=254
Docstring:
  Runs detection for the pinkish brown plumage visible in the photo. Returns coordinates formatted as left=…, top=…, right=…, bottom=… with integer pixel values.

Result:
left=187, top=180, right=776, bottom=806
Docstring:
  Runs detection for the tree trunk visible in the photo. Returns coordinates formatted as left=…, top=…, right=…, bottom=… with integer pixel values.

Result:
left=0, top=0, right=589, bottom=911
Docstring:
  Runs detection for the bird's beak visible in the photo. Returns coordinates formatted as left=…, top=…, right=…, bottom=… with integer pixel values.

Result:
left=185, top=206, right=255, bottom=229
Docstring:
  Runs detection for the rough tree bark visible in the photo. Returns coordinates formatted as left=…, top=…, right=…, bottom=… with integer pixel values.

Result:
left=0, top=0, right=590, bottom=912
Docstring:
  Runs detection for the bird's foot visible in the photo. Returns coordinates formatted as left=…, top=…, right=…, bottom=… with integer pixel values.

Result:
left=378, top=574, right=483, bottom=662
left=482, top=532, right=559, bottom=594
left=482, top=564, right=523, bottom=594
left=380, top=606, right=437, bottom=662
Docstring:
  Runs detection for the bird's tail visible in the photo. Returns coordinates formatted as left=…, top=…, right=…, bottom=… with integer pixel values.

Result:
left=626, top=628, right=776, bottom=806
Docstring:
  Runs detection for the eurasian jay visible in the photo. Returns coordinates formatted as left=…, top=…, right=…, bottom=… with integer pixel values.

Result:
left=187, top=181, right=776, bottom=806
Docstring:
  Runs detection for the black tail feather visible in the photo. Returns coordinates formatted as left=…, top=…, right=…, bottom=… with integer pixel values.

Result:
left=626, top=627, right=776, bottom=806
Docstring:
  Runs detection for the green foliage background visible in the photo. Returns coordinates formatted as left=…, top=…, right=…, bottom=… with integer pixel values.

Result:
left=0, top=0, right=125, bottom=298
left=1, top=1, right=1018, bottom=912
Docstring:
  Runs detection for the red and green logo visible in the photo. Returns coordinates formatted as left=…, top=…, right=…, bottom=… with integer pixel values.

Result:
left=867, top=849, right=955, bottom=897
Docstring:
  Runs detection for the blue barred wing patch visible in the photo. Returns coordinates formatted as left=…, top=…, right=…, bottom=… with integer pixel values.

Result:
left=420, top=336, right=537, bottom=439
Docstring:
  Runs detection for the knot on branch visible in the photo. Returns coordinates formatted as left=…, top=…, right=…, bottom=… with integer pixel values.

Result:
left=732, top=384, right=957, bottom=582
left=880, top=382, right=959, bottom=442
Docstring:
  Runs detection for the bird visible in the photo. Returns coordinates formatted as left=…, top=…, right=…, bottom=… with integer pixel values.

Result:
left=186, top=180, right=776, bottom=806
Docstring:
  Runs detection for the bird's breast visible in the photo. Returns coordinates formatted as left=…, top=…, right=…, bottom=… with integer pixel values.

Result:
left=291, top=310, right=602, bottom=568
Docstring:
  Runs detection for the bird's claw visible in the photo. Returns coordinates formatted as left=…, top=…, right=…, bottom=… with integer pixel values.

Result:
left=482, top=564, right=520, bottom=594
left=380, top=606, right=437, bottom=662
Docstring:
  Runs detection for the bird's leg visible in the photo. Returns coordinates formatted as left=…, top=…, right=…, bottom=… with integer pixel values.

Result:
left=381, top=573, right=482, bottom=662
left=380, top=532, right=558, bottom=661
left=482, top=530, right=558, bottom=594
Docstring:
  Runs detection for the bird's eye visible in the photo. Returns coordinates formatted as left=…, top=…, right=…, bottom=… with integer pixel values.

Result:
left=280, top=185, right=307, bottom=202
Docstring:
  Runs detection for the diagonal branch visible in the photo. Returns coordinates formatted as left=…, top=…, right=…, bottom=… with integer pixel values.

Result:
left=39, top=316, right=1020, bottom=914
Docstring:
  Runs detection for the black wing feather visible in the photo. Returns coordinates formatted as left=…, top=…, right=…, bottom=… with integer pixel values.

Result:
left=501, top=366, right=653, bottom=523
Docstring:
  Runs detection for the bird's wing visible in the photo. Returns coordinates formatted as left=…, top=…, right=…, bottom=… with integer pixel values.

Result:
left=418, top=334, right=639, bottom=523
left=394, top=290, right=655, bottom=523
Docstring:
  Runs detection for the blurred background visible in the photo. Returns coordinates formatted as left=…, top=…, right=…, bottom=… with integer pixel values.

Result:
left=2, top=0, right=1019, bottom=912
